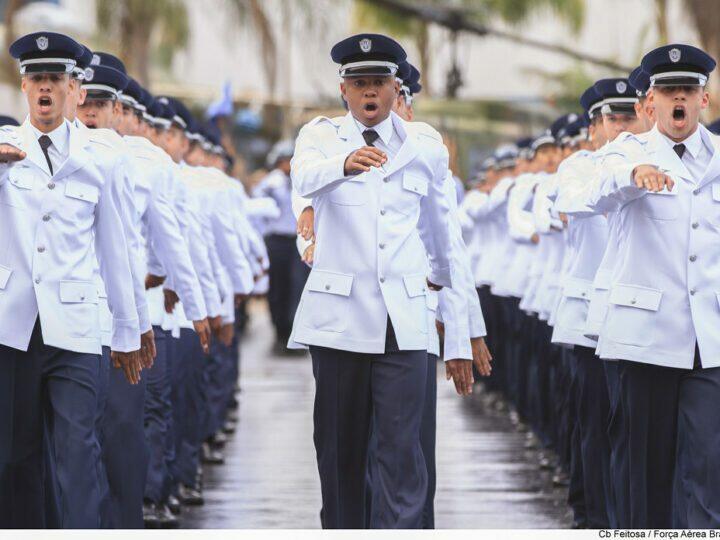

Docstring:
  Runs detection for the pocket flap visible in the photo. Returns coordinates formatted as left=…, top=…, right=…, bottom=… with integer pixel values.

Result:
left=9, top=167, right=34, bottom=190
left=307, top=270, right=353, bottom=297
left=403, top=273, right=428, bottom=298
left=712, top=182, right=720, bottom=202
left=402, top=173, right=428, bottom=196
left=59, top=280, right=98, bottom=304
left=609, top=283, right=662, bottom=311
left=0, top=265, right=12, bottom=289
left=65, top=180, right=99, bottom=204
left=563, top=277, right=593, bottom=300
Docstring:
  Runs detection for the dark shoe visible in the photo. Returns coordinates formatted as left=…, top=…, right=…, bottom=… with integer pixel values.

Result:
left=223, top=420, right=237, bottom=434
left=552, top=470, right=570, bottom=487
left=157, top=504, right=180, bottom=529
left=212, top=431, right=228, bottom=446
left=538, top=452, right=554, bottom=470
left=524, top=432, right=539, bottom=449
left=178, top=483, right=205, bottom=506
left=143, top=501, right=162, bottom=529
left=201, top=442, right=225, bottom=465
left=167, top=494, right=182, bottom=515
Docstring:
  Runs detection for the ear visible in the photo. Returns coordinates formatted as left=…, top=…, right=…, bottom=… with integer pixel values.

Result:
left=701, top=90, right=710, bottom=110
left=646, top=88, right=655, bottom=108
left=340, top=81, right=346, bottom=98
left=21, top=76, right=27, bottom=94
left=78, top=88, right=87, bottom=106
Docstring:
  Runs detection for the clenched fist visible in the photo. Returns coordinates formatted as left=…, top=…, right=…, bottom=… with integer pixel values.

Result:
left=343, top=146, right=387, bottom=175
left=633, top=165, right=675, bottom=193
left=0, top=144, right=25, bottom=163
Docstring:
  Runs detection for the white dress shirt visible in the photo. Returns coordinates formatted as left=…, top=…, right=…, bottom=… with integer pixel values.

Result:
left=30, top=121, right=69, bottom=175
left=659, top=126, right=712, bottom=183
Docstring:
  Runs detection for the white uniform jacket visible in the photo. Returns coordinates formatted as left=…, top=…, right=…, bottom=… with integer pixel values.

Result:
left=551, top=150, right=609, bottom=347
left=588, top=125, right=720, bottom=368
left=0, top=119, right=139, bottom=354
left=437, top=172, right=486, bottom=360
left=503, top=173, right=540, bottom=299
left=290, top=111, right=454, bottom=353
left=124, top=137, right=207, bottom=321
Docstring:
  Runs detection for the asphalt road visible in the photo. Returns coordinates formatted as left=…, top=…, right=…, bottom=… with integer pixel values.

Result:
left=182, top=304, right=572, bottom=529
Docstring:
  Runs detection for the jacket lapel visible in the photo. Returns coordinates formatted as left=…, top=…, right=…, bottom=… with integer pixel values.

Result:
left=19, top=119, right=51, bottom=177
left=697, top=126, right=720, bottom=190
left=381, top=113, right=417, bottom=178
left=53, top=121, right=90, bottom=181
left=647, top=127, right=694, bottom=184
left=337, top=112, right=365, bottom=152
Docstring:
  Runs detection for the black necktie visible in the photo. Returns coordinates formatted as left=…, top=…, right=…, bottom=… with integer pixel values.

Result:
left=674, top=143, right=686, bottom=160
left=38, top=135, right=53, bottom=175
left=362, top=129, right=379, bottom=147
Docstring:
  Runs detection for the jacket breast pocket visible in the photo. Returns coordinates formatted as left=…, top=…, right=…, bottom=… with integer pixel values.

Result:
left=0, top=167, right=35, bottom=209
left=329, top=175, right=367, bottom=206
left=404, top=273, right=429, bottom=334
left=302, top=269, right=354, bottom=333
left=59, top=280, right=100, bottom=339
left=64, top=180, right=99, bottom=218
left=605, top=283, right=662, bottom=347
left=388, top=172, right=429, bottom=217
left=641, top=190, right=678, bottom=221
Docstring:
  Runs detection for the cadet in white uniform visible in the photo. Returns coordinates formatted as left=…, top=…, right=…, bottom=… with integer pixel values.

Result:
left=253, top=141, right=309, bottom=353
left=0, top=32, right=141, bottom=528
left=290, top=34, right=458, bottom=529
left=586, top=45, right=720, bottom=528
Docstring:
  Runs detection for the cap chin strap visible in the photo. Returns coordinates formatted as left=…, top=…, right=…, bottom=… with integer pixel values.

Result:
left=588, top=102, right=604, bottom=116
left=153, top=117, right=171, bottom=129
left=339, top=60, right=398, bottom=77
left=82, top=83, right=119, bottom=98
left=20, top=57, right=76, bottom=74
left=173, top=115, right=187, bottom=129
left=650, top=71, right=708, bottom=86
left=119, top=93, right=138, bottom=107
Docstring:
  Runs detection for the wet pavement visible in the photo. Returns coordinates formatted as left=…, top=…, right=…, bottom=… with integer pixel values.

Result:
left=182, top=304, right=573, bottom=529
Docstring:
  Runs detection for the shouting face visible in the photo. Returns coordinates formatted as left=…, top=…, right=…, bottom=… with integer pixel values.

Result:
left=340, top=75, right=399, bottom=127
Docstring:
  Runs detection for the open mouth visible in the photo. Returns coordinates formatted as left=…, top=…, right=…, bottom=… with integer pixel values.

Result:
left=673, top=106, right=686, bottom=121
left=38, top=96, right=52, bottom=112
left=363, top=102, right=378, bottom=113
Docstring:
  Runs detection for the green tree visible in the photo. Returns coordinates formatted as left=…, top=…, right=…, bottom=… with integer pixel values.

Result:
left=352, top=0, right=586, bottom=96
left=225, top=0, right=333, bottom=100
left=95, top=0, right=189, bottom=85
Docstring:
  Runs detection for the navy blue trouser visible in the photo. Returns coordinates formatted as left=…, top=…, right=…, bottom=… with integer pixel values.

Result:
left=618, top=354, right=720, bottom=528
left=310, top=324, right=428, bottom=529
left=567, top=348, right=587, bottom=526
left=0, top=319, right=102, bottom=528
left=205, top=340, right=234, bottom=440
left=144, top=327, right=172, bottom=504
left=265, top=234, right=310, bottom=342
left=419, top=354, right=438, bottom=529
left=604, top=360, right=625, bottom=529
left=574, top=345, right=612, bottom=528
left=98, top=346, right=148, bottom=528
left=171, top=328, right=206, bottom=487
left=365, top=353, right=437, bottom=529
